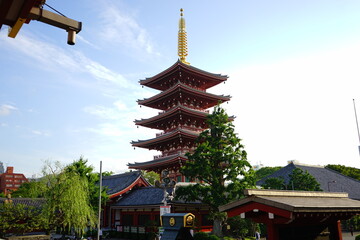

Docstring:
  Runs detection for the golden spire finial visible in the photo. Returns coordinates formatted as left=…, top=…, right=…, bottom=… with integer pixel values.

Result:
left=178, top=8, right=190, bottom=65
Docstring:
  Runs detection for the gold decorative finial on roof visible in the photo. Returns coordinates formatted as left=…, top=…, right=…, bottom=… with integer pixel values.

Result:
left=178, top=8, right=190, bottom=65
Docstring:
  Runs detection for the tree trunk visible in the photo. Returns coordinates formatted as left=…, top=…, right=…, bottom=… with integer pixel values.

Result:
left=212, top=218, right=223, bottom=237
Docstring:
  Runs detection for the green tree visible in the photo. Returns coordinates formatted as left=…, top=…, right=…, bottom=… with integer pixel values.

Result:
left=262, top=177, right=286, bottom=190
left=0, top=202, right=47, bottom=237
left=12, top=181, right=47, bottom=198
left=141, top=170, right=160, bottom=185
left=64, top=157, right=109, bottom=212
left=41, top=160, right=97, bottom=236
left=255, top=166, right=282, bottom=181
left=326, top=164, right=360, bottom=181
left=176, top=105, right=255, bottom=237
left=288, top=168, right=322, bottom=191
left=260, top=168, right=322, bottom=191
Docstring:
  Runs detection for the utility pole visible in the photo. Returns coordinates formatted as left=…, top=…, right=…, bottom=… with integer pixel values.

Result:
left=97, top=161, right=103, bottom=240
left=353, top=99, right=360, bottom=156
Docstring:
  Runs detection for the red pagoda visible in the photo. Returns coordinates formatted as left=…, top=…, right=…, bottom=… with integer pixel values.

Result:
left=128, top=9, right=231, bottom=182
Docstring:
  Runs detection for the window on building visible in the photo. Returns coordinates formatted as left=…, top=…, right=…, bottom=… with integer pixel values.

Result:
left=14, top=175, right=23, bottom=178
left=14, top=179, right=20, bottom=183
left=5, top=179, right=12, bottom=182
left=138, top=214, right=150, bottom=226
left=122, top=214, right=133, bottom=226
left=5, top=184, right=13, bottom=187
left=15, top=184, right=20, bottom=187
left=177, top=175, right=182, bottom=182
left=5, top=175, right=12, bottom=178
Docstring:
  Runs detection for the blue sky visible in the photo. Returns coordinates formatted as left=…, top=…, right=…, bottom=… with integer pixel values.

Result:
left=1, top=0, right=360, bottom=177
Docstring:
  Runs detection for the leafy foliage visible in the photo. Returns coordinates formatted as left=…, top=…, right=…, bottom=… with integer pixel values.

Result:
left=2, top=157, right=105, bottom=236
left=326, top=164, right=360, bottom=181
left=0, top=202, right=47, bottom=237
left=12, top=181, right=47, bottom=198
left=64, top=157, right=109, bottom=211
left=260, top=168, right=322, bottom=191
left=255, top=166, right=282, bottom=181
left=42, top=161, right=97, bottom=235
left=262, top=177, right=286, bottom=190
left=289, top=168, right=322, bottom=191
left=176, top=105, right=255, bottom=236
left=141, top=170, right=160, bottom=185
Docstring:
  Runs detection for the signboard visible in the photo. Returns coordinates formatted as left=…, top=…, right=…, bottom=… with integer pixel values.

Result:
left=160, top=205, right=171, bottom=216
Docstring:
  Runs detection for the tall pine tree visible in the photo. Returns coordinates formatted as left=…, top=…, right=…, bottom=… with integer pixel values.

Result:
left=176, top=105, right=255, bottom=237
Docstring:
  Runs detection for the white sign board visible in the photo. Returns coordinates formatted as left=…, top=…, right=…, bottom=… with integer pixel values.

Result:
left=160, top=205, right=171, bottom=216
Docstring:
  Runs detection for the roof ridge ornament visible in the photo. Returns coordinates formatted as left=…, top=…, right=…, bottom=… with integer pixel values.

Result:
left=178, top=9, right=190, bottom=65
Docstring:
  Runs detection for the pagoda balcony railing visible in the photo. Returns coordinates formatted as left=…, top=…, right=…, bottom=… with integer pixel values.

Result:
left=155, top=127, right=203, bottom=137
left=153, top=149, right=193, bottom=159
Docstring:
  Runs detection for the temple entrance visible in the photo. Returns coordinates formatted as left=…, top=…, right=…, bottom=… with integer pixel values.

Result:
left=219, top=189, right=360, bottom=240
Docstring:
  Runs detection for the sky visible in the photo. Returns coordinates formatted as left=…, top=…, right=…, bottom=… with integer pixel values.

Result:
left=1, top=0, right=360, bottom=177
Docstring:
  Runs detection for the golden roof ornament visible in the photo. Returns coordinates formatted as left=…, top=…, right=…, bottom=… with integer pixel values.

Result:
left=178, top=8, right=190, bottom=65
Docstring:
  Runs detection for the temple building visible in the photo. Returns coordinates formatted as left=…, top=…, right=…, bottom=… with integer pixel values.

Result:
left=101, top=9, right=232, bottom=235
left=128, top=8, right=231, bottom=182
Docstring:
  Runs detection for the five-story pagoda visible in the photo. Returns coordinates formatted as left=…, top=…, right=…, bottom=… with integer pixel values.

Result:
left=129, top=9, right=231, bottom=182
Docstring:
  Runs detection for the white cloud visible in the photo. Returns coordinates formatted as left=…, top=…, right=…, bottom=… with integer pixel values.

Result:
left=31, top=130, right=51, bottom=137
left=98, top=4, right=157, bottom=55
left=0, top=104, right=17, bottom=116
left=0, top=31, right=133, bottom=90
left=114, top=100, right=128, bottom=111
left=87, top=123, right=123, bottom=137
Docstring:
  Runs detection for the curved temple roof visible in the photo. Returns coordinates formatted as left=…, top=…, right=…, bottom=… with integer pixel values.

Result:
left=131, top=128, right=199, bottom=150
left=139, top=60, right=228, bottom=91
left=128, top=153, right=187, bottom=171
left=137, top=82, right=231, bottom=110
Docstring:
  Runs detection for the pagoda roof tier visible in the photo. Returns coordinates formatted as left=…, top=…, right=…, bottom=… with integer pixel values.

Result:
left=139, top=60, right=228, bottom=91
left=128, top=153, right=188, bottom=172
left=131, top=128, right=199, bottom=151
left=137, top=82, right=231, bottom=110
left=134, top=104, right=209, bottom=130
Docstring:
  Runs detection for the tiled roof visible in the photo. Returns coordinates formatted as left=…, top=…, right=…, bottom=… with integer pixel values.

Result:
left=140, top=60, right=227, bottom=85
left=0, top=198, right=45, bottom=207
left=112, top=186, right=166, bottom=206
left=220, top=189, right=360, bottom=213
left=128, top=153, right=186, bottom=168
left=102, top=171, right=145, bottom=196
left=256, top=162, right=360, bottom=200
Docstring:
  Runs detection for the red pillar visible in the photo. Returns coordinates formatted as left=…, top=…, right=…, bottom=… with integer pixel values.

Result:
left=333, top=220, right=343, bottom=240
left=267, top=222, right=278, bottom=240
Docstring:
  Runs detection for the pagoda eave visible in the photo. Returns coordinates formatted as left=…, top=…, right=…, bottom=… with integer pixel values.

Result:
left=131, top=129, right=199, bottom=150
left=137, top=82, right=231, bottom=110
left=128, top=154, right=188, bottom=172
left=139, top=60, right=228, bottom=91
left=134, top=104, right=209, bottom=129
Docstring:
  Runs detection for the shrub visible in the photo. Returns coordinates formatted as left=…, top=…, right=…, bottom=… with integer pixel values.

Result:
left=207, top=235, right=220, bottom=240
left=355, top=234, right=360, bottom=240
left=194, top=232, right=209, bottom=240
left=193, top=232, right=220, bottom=240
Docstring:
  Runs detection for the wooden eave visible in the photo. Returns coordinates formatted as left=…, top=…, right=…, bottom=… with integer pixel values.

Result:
left=109, top=175, right=150, bottom=199
left=0, top=0, right=41, bottom=29
left=128, top=154, right=187, bottom=170
left=137, top=82, right=231, bottom=110
left=134, top=104, right=208, bottom=129
left=131, top=128, right=199, bottom=150
left=220, top=189, right=360, bottom=222
left=139, top=60, right=228, bottom=91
